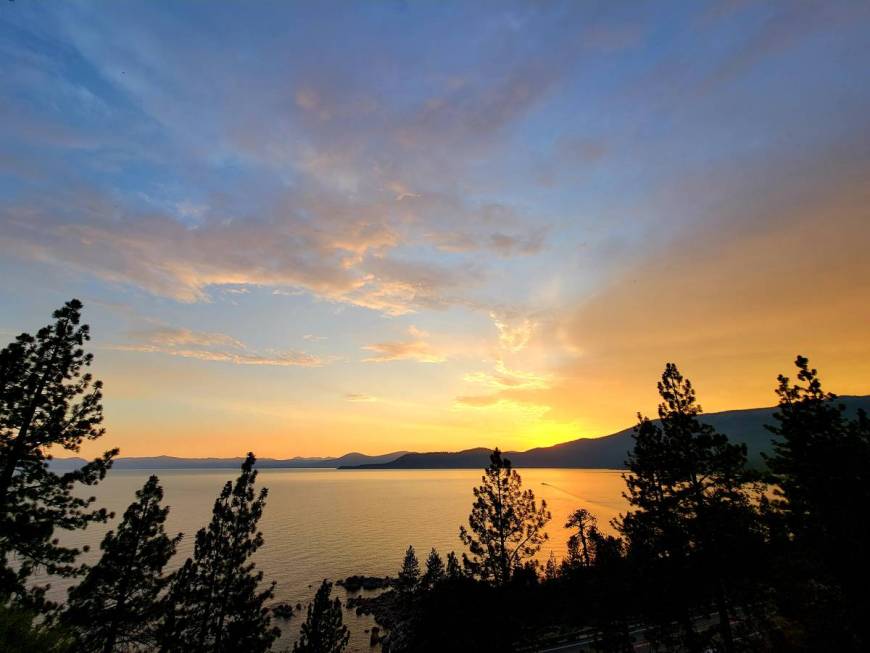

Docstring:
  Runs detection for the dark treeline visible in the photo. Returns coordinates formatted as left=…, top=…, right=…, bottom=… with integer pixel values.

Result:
left=2, top=300, right=869, bottom=652
left=353, top=359, right=870, bottom=652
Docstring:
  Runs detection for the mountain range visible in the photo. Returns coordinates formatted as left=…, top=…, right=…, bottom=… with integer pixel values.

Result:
left=51, top=396, right=870, bottom=471
left=49, top=451, right=408, bottom=471
left=341, top=396, right=870, bottom=470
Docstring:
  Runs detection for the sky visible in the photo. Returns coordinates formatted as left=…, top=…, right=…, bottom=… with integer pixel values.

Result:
left=1, top=1, right=869, bottom=459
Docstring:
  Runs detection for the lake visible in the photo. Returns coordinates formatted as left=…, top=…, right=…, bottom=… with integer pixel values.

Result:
left=35, top=468, right=629, bottom=651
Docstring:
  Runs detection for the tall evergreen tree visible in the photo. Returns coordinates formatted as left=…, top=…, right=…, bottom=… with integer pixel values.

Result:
left=0, top=299, right=117, bottom=607
left=421, top=548, right=445, bottom=590
left=292, top=580, right=349, bottom=653
left=617, top=363, right=757, bottom=653
left=396, top=545, right=420, bottom=595
left=564, top=508, right=598, bottom=569
left=543, top=552, right=559, bottom=581
left=459, top=448, right=551, bottom=585
left=157, top=453, right=279, bottom=653
left=445, top=552, right=462, bottom=580
left=64, top=476, right=181, bottom=653
left=765, top=355, right=870, bottom=649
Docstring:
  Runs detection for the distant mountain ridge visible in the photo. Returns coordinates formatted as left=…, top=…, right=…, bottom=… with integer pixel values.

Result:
left=49, top=451, right=408, bottom=471
left=50, top=396, right=870, bottom=472
left=341, top=396, right=870, bottom=470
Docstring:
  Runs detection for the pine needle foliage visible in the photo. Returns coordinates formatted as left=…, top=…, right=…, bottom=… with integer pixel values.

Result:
left=158, top=453, right=279, bottom=653
left=292, top=580, right=349, bottom=653
left=64, top=475, right=181, bottom=652
left=459, top=448, right=551, bottom=585
left=0, top=299, right=117, bottom=608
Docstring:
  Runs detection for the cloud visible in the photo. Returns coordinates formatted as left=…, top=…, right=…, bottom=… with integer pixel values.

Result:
left=345, top=393, right=377, bottom=402
left=464, top=361, right=551, bottom=391
left=362, top=326, right=446, bottom=363
left=118, top=326, right=323, bottom=367
left=456, top=361, right=552, bottom=413
left=0, top=3, right=573, bottom=319
left=490, top=312, right=537, bottom=352
left=127, top=326, right=245, bottom=350
left=487, top=157, right=870, bottom=428
left=386, top=181, right=420, bottom=202
left=0, top=201, right=477, bottom=315
left=454, top=394, right=503, bottom=408
left=453, top=394, right=549, bottom=416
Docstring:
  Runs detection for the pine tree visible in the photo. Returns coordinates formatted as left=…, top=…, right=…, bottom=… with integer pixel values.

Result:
left=63, top=476, right=181, bottom=652
left=445, top=552, right=462, bottom=580
left=543, top=552, right=558, bottom=581
left=459, top=449, right=551, bottom=585
left=396, top=545, right=420, bottom=595
left=0, top=299, right=117, bottom=607
left=766, top=355, right=870, bottom=547
left=564, top=508, right=598, bottom=569
left=765, top=356, right=870, bottom=648
left=157, top=453, right=279, bottom=653
left=292, top=580, right=349, bottom=653
left=617, top=363, right=756, bottom=653
left=421, top=548, right=445, bottom=590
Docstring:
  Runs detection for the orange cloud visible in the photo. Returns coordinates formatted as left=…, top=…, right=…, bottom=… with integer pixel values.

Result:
left=464, top=361, right=551, bottom=390
left=362, top=326, right=446, bottom=363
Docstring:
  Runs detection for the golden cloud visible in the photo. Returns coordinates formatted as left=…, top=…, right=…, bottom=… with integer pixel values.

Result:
left=362, top=326, right=446, bottom=363
left=117, top=326, right=323, bottom=367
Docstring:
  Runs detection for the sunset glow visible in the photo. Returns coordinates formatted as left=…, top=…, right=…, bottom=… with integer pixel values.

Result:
left=1, top=2, right=868, bottom=458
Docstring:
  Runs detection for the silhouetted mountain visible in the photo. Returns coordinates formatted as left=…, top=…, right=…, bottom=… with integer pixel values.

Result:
left=49, top=451, right=408, bottom=471
left=49, top=397, right=870, bottom=472
left=342, top=397, right=870, bottom=469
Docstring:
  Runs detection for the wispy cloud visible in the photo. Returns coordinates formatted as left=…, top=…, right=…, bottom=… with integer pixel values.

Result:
left=464, top=361, right=551, bottom=391
left=362, top=326, right=446, bottom=363
left=490, top=312, right=537, bottom=352
left=345, top=392, right=378, bottom=402
left=454, top=394, right=549, bottom=415
left=0, top=2, right=567, bottom=318
left=117, top=326, right=323, bottom=367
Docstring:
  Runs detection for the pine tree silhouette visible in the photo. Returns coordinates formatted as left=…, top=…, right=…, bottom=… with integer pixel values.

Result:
left=421, top=548, right=445, bottom=590
left=445, top=551, right=462, bottom=580
left=543, top=552, right=558, bottom=581
left=64, top=476, right=181, bottom=652
left=157, top=453, right=279, bottom=653
left=564, top=508, right=597, bottom=569
left=0, top=299, right=117, bottom=608
left=396, top=545, right=420, bottom=596
left=459, top=448, right=550, bottom=585
left=765, top=355, right=870, bottom=649
left=292, top=580, right=349, bottom=653
left=618, top=363, right=757, bottom=653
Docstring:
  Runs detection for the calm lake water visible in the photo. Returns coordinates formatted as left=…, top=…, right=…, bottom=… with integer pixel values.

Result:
left=36, top=468, right=628, bottom=651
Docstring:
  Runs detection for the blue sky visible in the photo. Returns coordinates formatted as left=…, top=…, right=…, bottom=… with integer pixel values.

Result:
left=1, top=1, right=869, bottom=457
